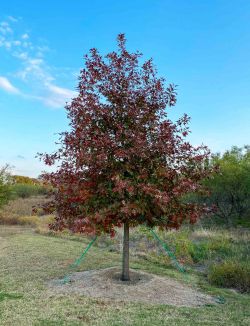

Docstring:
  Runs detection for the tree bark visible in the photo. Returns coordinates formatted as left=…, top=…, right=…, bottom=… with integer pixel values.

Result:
left=121, top=221, right=130, bottom=281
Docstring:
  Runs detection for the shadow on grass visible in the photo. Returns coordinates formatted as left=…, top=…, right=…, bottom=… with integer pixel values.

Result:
left=0, top=292, right=23, bottom=302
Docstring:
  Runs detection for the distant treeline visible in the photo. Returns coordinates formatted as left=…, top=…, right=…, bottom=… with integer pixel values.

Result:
left=201, top=146, right=250, bottom=226
left=0, top=168, right=49, bottom=205
left=12, top=175, right=41, bottom=185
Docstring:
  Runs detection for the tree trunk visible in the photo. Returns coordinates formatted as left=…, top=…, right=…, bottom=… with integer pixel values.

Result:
left=121, top=221, right=130, bottom=281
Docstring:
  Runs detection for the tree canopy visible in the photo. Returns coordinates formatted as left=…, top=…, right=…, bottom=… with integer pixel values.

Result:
left=40, top=34, right=212, bottom=237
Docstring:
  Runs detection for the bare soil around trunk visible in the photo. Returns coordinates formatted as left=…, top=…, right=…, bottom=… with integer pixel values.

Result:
left=48, top=267, right=215, bottom=307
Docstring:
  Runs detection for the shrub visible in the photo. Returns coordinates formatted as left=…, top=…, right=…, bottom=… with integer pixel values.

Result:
left=208, top=261, right=250, bottom=293
left=10, top=184, right=48, bottom=199
left=203, top=146, right=250, bottom=226
left=0, top=165, right=12, bottom=208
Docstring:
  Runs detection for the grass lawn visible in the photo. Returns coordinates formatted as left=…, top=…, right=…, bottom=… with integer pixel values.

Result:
left=0, top=225, right=249, bottom=326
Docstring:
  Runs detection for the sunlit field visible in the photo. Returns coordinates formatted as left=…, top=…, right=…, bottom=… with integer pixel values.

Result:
left=0, top=197, right=249, bottom=325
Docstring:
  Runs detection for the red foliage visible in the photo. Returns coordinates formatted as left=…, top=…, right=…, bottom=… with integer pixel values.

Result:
left=39, top=34, right=213, bottom=236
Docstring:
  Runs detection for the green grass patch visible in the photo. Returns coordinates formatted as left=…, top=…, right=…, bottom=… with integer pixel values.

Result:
left=0, top=226, right=249, bottom=325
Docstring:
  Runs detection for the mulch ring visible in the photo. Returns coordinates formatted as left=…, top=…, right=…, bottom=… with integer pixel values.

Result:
left=48, top=267, right=216, bottom=307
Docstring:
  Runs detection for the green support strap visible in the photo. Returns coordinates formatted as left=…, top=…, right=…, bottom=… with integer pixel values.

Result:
left=148, top=228, right=225, bottom=302
left=147, top=227, right=186, bottom=274
left=61, top=235, right=98, bottom=284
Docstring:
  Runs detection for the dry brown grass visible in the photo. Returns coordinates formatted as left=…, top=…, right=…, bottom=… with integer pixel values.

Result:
left=1, top=196, right=47, bottom=216
left=0, top=196, right=52, bottom=226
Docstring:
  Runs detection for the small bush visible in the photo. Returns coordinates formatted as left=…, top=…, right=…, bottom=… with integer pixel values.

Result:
left=208, top=261, right=250, bottom=293
left=0, top=165, right=12, bottom=208
left=10, top=184, right=48, bottom=199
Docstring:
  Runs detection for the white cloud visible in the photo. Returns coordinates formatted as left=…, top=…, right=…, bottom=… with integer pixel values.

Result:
left=0, top=21, right=12, bottom=35
left=43, top=84, right=77, bottom=108
left=4, top=41, right=11, bottom=49
left=21, top=33, right=29, bottom=39
left=13, top=40, right=21, bottom=46
left=14, top=51, right=28, bottom=60
left=7, top=16, right=19, bottom=23
left=0, top=18, right=77, bottom=108
left=0, top=76, right=20, bottom=94
left=47, top=84, right=76, bottom=97
left=1, top=22, right=9, bottom=27
left=16, top=57, right=48, bottom=81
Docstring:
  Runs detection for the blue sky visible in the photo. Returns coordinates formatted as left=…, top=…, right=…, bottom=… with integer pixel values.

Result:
left=0, top=0, right=249, bottom=177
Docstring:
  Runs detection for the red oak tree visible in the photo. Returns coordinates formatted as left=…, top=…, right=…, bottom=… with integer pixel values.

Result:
left=40, top=34, right=212, bottom=281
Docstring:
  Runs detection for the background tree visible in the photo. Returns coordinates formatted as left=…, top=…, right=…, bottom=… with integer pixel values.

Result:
left=203, top=146, right=250, bottom=226
left=40, top=34, right=212, bottom=281
left=0, top=165, right=12, bottom=208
